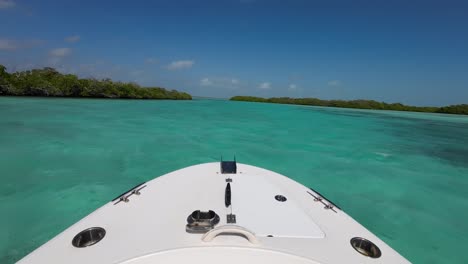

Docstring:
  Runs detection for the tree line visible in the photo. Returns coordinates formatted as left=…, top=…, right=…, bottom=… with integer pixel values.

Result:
left=230, top=96, right=468, bottom=115
left=0, top=65, right=192, bottom=100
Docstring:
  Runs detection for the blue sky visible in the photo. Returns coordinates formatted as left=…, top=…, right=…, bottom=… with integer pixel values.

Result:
left=1, top=0, right=467, bottom=105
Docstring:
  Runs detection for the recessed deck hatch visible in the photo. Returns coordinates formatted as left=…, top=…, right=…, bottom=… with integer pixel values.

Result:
left=231, top=173, right=325, bottom=238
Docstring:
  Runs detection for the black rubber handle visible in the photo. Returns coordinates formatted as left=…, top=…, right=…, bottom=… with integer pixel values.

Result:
left=225, top=183, right=231, bottom=207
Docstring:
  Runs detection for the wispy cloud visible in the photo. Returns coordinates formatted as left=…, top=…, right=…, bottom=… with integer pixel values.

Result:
left=166, top=60, right=194, bottom=70
left=289, top=84, right=297, bottom=90
left=130, top=70, right=143, bottom=76
left=0, top=0, right=15, bottom=9
left=200, top=78, right=213, bottom=86
left=48, top=48, right=72, bottom=66
left=200, top=77, right=241, bottom=89
left=0, top=39, right=18, bottom=50
left=327, top=80, right=341, bottom=87
left=49, top=48, right=72, bottom=57
left=65, top=35, right=80, bottom=43
left=0, top=38, right=43, bottom=51
left=145, top=58, right=157, bottom=64
left=259, top=82, right=271, bottom=89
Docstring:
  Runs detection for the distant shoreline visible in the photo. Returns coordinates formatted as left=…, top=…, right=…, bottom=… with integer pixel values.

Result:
left=230, top=96, right=468, bottom=115
left=0, top=65, right=192, bottom=100
left=0, top=95, right=192, bottom=101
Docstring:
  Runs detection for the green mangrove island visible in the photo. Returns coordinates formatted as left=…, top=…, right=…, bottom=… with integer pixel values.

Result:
left=0, top=65, right=192, bottom=100
left=230, top=96, right=468, bottom=115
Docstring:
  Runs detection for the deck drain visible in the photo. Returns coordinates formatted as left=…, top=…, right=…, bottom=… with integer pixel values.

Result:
left=72, top=227, right=106, bottom=248
left=275, top=195, right=287, bottom=202
left=350, top=237, right=381, bottom=258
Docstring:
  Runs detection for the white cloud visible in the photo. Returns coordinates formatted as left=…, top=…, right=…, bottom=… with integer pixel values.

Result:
left=0, top=38, right=43, bottom=51
left=289, top=84, right=297, bottom=90
left=48, top=48, right=72, bottom=66
left=0, top=39, right=17, bottom=50
left=328, top=80, right=341, bottom=87
left=259, top=82, right=271, bottom=89
left=130, top=70, right=143, bottom=76
left=47, top=57, right=61, bottom=66
left=49, top=48, right=72, bottom=57
left=200, top=78, right=213, bottom=86
left=0, top=0, right=15, bottom=9
left=145, top=58, right=157, bottom=64
left=200, top=77, right=241, bottom=89
left=65, top=35, right=80, bottom=43
left=166, top=60, right=194, bottom=70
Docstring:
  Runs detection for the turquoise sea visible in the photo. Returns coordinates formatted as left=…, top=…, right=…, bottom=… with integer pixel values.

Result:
left=1, top=97, right=467, bottom=263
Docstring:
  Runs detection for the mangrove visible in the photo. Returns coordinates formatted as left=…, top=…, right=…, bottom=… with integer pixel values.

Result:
left=230, top=96, right=468, bottom=115
left=0, top=65, right=192, bottom=100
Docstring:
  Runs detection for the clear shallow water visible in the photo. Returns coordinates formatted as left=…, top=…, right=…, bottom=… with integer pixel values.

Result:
left=1, top=97, right=467, bottom=264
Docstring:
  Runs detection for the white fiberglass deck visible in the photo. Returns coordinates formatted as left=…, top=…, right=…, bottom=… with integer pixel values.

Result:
left=17, top=162, right=411, bottom=264
left=230, top=170, right=324, bottom=238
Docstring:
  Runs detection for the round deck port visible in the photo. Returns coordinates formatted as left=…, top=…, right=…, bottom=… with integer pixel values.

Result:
left=350, top=237, right=381, bottom=258
left=275, top=195, right=287, bottom=202
left=72, top=227, right=106, bottom=248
